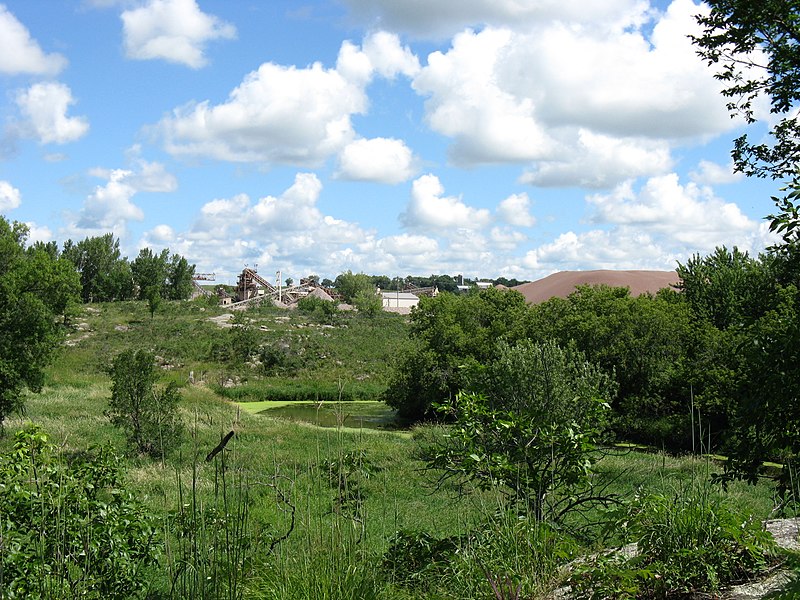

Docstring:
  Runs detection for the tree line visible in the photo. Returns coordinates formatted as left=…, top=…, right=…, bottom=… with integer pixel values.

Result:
left=57, top=233, right=196, bottom=303
left=321, top=272, right=527, bottom=294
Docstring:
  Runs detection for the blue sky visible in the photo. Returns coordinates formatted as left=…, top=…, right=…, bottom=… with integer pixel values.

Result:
left=0, top=0, right=782, bottom=283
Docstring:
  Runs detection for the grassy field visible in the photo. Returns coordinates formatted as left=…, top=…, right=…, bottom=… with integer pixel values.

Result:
left=0, top=299, right=792, bottom=599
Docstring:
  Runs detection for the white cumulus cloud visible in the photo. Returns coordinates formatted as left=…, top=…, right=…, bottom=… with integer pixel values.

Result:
left=521, top=173, right=776, bottom=277
left=521, top=130, right=673, bottom=188
left=402, top=174, right=491, bottom=230
left=409, top=0, right=736, bottom=186
left=337, top=137, right=416, bottom=183
left=181, top=175, right=378, bottom=277
left=490, top=226, right=527, bottom=251
left=166, top=173, right=533, bottom=280
left=587, top=174, right=756, bottom=248
left=158, top=31, right=419, bottom=167
left=121, top=0, right=236, bottom=68
left=0, top=180, right=21, bottom=211
left=250, top=173, right=325, bottom=231
left=160, top=61, right=365, bottom=165
left=0, top=5, right=66, bottom=75
left=378, top=233, right=438, bottom=255
left=16, top=82, right=89, bottom=145
left=496, top=192, right=535, bottom=227
left=64, top=161, right=176, bottom=239
left=148, top=224, right=175, bottom=243
left=689, top=160, right=744, bottom=185
left=523, top=229, right=669, bottom=273
left=413, top=28, right=554, bottom=166
left=25, top=222, right=54, bottom=244
left=361, top=30, right=420, bottom=78
left=76, top=168, right=144, bottom=231
left=125, top=159, right=178, bottom=192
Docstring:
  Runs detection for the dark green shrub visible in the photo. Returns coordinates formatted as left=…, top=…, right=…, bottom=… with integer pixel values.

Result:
left=429, top=340, right=614, bottom=520
left=384, top=288, right=530, bottom=420
left=382, top=530, right=463, bottom=591
left=321, top=449, right=377, bottom=521
left=257, top=342, right=315, bottom=375
left=297, top=295, right=339, bottom=322
left=230, top=323, right=261, bottom=363
left=383, top=517, right=573, bottom=598
left=353, top=290, right=382, bottom=316
left=106, top=349, right=184, bottom=458
left=0, top=427, right=159, bottom=598
left=570, top=486, right=777, bottom=598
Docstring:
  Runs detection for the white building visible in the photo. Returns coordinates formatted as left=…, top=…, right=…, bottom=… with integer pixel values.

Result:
left=381, top=291, right=419, bottom=309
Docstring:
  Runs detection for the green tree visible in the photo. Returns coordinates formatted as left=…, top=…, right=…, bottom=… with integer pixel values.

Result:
left=334, top=270, right=375, bottom=303
left=30, top=240, right=59, bottom=260
left=145, top=285, right=161, bottom=320
left=677, top=246, right=775, bottom=330
left=677, top=245, right=800, bottom=485
left=716, top=283, right=800, bottom=492
left=370, top=274, right=391, bottom=290
left=165, top=252, right=195, bottom=300
left=0, top=218, right=80, bottom=426
left=297, top=294, right=339, bottom=323
left=528, top=285, right=697, bottom=448
left=693, top=1, right=800, bottom=243
left=131, top=247, right=169, bottom=300
left=353, top=289, right=382, bottom=316
left=384, top=287, right=530, bottom=420
left=106, top=349, right=184, bottom=458
left=429, top=340, right=613, bottom=521
left=228, top=323, right=260, bottom=364
left=62, top=234, right=133, bottom=302
left=693, top=0, right=800, bottom=182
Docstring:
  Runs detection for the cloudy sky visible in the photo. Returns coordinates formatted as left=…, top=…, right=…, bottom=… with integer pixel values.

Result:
left=0, top=0, right=781, bottom=283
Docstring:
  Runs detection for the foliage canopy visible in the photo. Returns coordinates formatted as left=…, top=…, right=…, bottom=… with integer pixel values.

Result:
left=428, top=340, right=614, bottom=521
left=0, top=217, right=80, bottom=426
left=107, top=349, right=184, bottom=458
left=693, top=0, right=800, bottom=181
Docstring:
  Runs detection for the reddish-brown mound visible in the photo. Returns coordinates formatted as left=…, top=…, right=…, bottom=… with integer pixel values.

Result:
left=512, top=270, right=680, bottom=304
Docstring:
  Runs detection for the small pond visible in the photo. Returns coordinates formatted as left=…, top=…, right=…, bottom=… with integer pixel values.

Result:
left=259, top=401, right=402, bottom=430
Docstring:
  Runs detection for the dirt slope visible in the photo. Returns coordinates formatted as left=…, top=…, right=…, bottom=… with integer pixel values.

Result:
left=513, top=270, right=680, bottom=304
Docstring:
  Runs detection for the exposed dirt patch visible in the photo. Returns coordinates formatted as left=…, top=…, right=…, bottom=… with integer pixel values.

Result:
left=208, top=313, right=235, bottom=328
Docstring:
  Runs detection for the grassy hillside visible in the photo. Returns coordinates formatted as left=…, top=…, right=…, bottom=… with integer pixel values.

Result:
left=0, top=299, right=791, bottom=599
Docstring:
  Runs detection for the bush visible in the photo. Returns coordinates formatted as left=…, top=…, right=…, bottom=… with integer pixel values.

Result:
left=106, top=349, right=184, bottom=458
left=570, top=485, right=777, bottom=598
left=0, top=427, right=159, bottom=598
left=382, top=530, right=463, bottom=591
left=297, top=295, right=339, bottom=322
left=382, top=516, right=573, bottom=598
left=353, top=290, right=382, bottom=317
left=428, top=340, right=614, bottom=521
left=384, top=288, right=531, bottom=420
